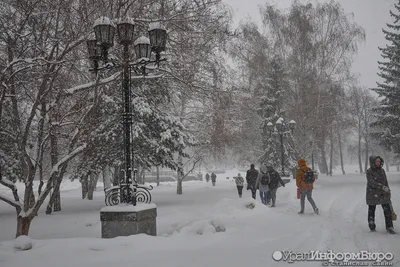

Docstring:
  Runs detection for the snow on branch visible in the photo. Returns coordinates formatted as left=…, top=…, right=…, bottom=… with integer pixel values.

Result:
left=64, top=72, right=120, bottom=95
left=50, top=143, right=87, bottom=176
left=1, top=57, right=64, bottom=77
left=0, top=176, right=22, bottom=212
left=0, top=194, right=21, bottom=212
left=181, top=157, right=202, bottom=180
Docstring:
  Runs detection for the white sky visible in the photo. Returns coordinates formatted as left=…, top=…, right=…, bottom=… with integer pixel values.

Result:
left=223, top=0, right=396, bottom=89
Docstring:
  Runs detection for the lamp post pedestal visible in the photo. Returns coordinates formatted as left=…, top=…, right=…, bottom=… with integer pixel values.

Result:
left=100, top=203, right=157, bottom=238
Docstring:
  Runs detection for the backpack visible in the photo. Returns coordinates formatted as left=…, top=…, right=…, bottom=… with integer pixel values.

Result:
left=302, top=169, right=315, bottom=184
left=260, top=172, right=270, bottom=185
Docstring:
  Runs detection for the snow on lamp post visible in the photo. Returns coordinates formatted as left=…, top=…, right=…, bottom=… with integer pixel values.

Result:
left=87, top=17, right=167, bottom=206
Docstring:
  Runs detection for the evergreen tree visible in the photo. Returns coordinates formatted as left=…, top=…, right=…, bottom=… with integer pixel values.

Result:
left=258, top=56, right=284, bottom=166
left=258, top=56, right=296, bottom=171
left=371, top=1, right=400, bottom=156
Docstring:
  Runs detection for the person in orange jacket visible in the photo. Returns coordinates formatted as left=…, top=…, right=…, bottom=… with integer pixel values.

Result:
left=296, top=158, right=319, bottom=215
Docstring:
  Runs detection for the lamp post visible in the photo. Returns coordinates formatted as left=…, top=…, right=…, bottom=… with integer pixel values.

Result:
left=267, top=118, right=296, bottom=176
left=86, top=17, right=167, bottom=206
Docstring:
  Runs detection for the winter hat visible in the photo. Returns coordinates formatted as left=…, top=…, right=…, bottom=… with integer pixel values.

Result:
left=298, top=158, right=307, bottom=168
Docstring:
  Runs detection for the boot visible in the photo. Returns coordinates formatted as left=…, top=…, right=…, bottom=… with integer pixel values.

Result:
left=369, top=221, right=376, bottom=232
left=387, top=227, right=396, bottom=234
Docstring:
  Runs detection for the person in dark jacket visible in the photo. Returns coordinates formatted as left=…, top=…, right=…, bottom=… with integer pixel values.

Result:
left=267, top=165, right=285, bottom=207
left=246, top=164, right=258, bottom=199
left=366, top=155, right=395, bottom=234
left=205, top=173, right=210, bottom=183
left=211, top=173, right=217, bottom=186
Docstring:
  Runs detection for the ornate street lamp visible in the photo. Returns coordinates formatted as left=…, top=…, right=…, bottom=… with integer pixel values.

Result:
left=267, top=117, right=296, bottom=176
left=87, top=16, right=167, bottom=206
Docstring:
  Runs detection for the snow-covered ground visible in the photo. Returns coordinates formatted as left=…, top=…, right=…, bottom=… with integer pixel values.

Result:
left=0, top=166, right=399, bottom=267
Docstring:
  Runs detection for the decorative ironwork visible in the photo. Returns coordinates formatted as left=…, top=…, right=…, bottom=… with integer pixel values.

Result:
left=104, top=184, right=153, bottom=206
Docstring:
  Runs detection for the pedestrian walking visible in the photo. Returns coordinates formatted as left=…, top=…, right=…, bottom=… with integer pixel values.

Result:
left=233, top=173, right=245, bottom=198
left=296, top=158, right=319, bottom=215
left=211, top=172, right=217, bottom=186
left=366, top=155, right=395, bottom=234
left=205, top=173, right=210, bottom=183
left=266, top=165, right=285, bottom=207
left=256, top=164, right=270, bottom=205
left=246, top=164, right=258, bottom=199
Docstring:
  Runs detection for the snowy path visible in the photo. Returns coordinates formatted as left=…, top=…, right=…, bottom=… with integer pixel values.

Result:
left=0, top=170, right=399, bottom=267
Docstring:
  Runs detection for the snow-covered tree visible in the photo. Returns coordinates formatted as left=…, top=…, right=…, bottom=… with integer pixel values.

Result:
left=371, top=1, right=400, bottom=158
left=258, top=56, right=285, bottom=167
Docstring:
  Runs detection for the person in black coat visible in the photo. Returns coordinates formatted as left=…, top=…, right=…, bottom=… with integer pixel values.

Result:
left=366, top=155, right=395, bottom=234
left=211, top=173, right=217, bottom=186
left=266, top=165, right=285, bottom=207
left=246, top=164, right=258, bottom=199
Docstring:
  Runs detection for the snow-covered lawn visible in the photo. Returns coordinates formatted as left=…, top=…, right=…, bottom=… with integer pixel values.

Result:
left=0, top=168, right=399, bottom=267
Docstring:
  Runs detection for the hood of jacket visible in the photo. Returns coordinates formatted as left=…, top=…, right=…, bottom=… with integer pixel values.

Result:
left=298, top=158, right=308, bottom=170
left=260, top=164, right=268, bottom=174
left=369, top=155, right=384, bottom=169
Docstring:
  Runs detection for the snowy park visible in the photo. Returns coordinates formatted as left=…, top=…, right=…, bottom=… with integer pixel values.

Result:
left=2, top=0, right=400, bottom=266
left=1, top=167, right=399, bottom=267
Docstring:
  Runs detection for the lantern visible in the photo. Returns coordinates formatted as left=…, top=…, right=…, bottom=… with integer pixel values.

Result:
left=275, top=119, right=284, bottom=132
left=267, top=122, right=274, bottom=132
left=148, top=22, right=167, bottom=53
left=93, top=16, right=115, bottom=49
left=134, top=36, right=151, bottom=61
left=117, top=18, right=135, bottom=45
left=289, top=120, right=296, bottom=131
left=86, top=39, right=102, bottom=60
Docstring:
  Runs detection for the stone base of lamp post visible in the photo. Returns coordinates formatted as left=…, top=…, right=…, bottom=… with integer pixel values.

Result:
left=100, top=203, right=157, bottom=238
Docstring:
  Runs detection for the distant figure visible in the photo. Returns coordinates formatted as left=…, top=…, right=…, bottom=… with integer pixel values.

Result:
left=205, top=173, right=210, bottom=183
left=267, top=165, right=285, bottom=207
left=211, top=173, right=217, bottom=186
left=366, top=156, right=395, bottom=234
left=233, top=173, right=245, bottom=198
left=256, top=164, right=270, bottom=205
left=246, top=164, right=258, bottom=199
left=296, top=159, right=318, bottom=215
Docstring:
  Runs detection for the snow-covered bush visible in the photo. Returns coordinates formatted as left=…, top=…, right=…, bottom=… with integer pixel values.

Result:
left=14, top=235, right=33, bottom=251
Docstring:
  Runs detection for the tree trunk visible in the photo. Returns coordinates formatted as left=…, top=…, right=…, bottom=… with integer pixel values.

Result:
left=81, top=175, right=88, bottom=199
left=113, top=165, right=120, bottom=186
left=177, top=178, right=183, bottom=195
left=329, top=125, right=333, bottom=176
left=141, top=169, right=145, bottom=184
left=46, top=176, right=62, bottom=214
left=397, top=164, right=399, bottom=171
left=364, top=137, right=369, bottom=173
left=46, top=114, right=61, bottom=214
left=156, top=166, right=160, bottom=186
left=87, top=172, right=98, bottom=200
left=16, top=216, right=33, bottom=238
left=337, top=126, right=345, bottom=175
left=53, top=181, right=61, bottom=212
left=384, top=151, right=390, bottom=172
left=102, top=167, right=112, bottom=189
left=358, top=125, right=363, bottom=174
left=319, top=143, right=328, bottom=174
